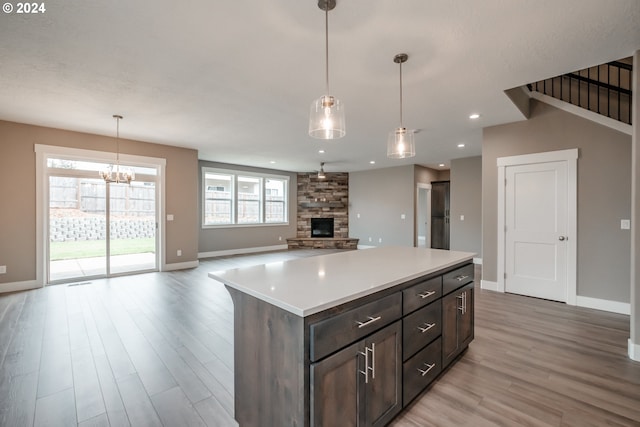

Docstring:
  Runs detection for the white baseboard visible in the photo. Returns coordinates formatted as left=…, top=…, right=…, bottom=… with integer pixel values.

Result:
left=198, top=244, right=288, bottom=260
left=629, top=339, right=640, bottom=362
left=481, top=280, right=499, bottom=291
left=0, top=280, right=42, bottom=294
left=576, top=296, right=630, bottom=315
left=163, top=260, right=199, bottom=271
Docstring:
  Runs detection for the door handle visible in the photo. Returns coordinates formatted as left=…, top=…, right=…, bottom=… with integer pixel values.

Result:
left=559, top=236, right=567, bottom=241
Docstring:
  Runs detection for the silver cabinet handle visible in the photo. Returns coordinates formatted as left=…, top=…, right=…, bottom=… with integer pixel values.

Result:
left=417, top=322, right=436, bottom=333
left=356, top=316, right=381, bottom=328
left=358, top=348, right=369, bottom=384
left=455, top=275, right=469, bottom=282
left=418, top=290, right=436, bottom=299
left=463, top=291, right=466, bottom=315
left=457, top=294, right=464, bottom=313
left=358, top=344, right=375, bottom=383
left=370, top=343, right=376, bottom=380
left=417, top=362, right=436, bottom=376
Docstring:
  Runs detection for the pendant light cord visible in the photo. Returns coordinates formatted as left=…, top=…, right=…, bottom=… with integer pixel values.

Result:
left=399, top=60, right=403, bottom=128
left=116, top=116, right=120, bottom=165
left=324, top=5, right=330, bottom=95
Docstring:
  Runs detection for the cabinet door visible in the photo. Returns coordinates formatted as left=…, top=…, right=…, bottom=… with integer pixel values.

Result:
left=364, top=321, right=402, bottom=427
left=311, top=341, right=361, bottom=427
left=459, top=285, right=474, bottom=349
left=441, top=289, right=460, bottom=367
left=442, top=284, right=474, bottom=368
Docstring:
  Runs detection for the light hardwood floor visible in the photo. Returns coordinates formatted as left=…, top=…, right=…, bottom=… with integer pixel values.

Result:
left=0, top=249, right=639, bottom=426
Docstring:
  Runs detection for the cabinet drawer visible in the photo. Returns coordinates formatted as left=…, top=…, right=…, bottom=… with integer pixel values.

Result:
left=403, top=337, right=442, bottom=406
left=402, top=276, right=442, bottom=315
left=402, top=301, right=441, bottom=361
left=310, top=292, right=402, bottom=362
left=442, top=263, right=474, bottom=295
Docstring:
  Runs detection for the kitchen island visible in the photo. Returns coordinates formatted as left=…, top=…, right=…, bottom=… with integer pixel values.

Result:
left=209, top=246, right=475, bottom=427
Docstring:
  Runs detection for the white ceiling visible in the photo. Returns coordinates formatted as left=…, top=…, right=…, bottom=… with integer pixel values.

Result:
left=1, top=0, right=638, bottom=173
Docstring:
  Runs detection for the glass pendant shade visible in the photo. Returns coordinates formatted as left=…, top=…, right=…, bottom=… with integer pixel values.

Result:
left=387, top=127, right=415, bottom=159
left=309, top=95, right=345, bottom=139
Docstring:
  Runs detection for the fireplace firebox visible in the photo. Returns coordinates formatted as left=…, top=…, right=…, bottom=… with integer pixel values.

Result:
left=311, top=218, right=334, bottom=238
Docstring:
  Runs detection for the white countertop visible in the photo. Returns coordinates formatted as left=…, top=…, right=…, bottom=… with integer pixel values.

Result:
left=209, top=246, right=475, bottom=317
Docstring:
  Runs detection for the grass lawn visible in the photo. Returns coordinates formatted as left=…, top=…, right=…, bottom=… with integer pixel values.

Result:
left=50, top=238, right=155, bottom=261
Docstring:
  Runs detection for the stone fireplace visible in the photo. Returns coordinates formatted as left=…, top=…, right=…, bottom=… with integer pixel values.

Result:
left=286, top=172, right=358, bottom=249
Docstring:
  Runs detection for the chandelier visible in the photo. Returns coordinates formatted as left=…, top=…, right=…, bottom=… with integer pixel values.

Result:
left=99, top=114, right=135, bottom=184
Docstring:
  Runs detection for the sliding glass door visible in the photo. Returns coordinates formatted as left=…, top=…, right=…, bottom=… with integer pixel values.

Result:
left=108, top=180, right=156, bottom=275
left=47, top=158, right=158, bottom=283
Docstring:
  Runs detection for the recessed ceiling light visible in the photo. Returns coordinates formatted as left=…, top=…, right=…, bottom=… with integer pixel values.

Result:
left=469, top=113, right=480, bottom=120
left=370, top=160, right=376, bottom=165
left=439, top=163, right=445, bottom=167
left=270, top=161, right=276, bottom=164
left=318, top=149, right=325, bottom=154
left=457, top=143, right=465, bottom=148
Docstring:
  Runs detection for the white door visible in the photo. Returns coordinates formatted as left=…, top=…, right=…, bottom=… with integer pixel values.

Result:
left=505, top=161, right=568, bottom=301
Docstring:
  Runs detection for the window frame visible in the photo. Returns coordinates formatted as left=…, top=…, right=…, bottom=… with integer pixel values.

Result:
left=202, top=167, right=289, bottom=228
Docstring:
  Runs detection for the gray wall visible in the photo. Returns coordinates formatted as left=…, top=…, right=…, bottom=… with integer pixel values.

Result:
left=350, top=165, right=415, bottom=247
left=198, top=160, right=297, bottom=254
left=450, top=156, right=482, bottom=257
left=483, top=100, right=631, bottom=303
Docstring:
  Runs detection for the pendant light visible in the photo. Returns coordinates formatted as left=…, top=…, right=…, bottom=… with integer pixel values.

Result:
left=99, top=115, right=135, bottom=184
left=309, top=0, right=345, bottom=139
left=317, top=162, right=326, bottom=179
left=387, top=53, right=415, bottom=159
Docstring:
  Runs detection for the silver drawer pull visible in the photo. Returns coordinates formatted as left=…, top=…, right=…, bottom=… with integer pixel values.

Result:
left=356, top=316, right=381, bottom=328
left=417, top=322, right=436, bottom=333
left=455, top=275, right=469, bottom=282
left=417, top=362, right=436, bottom=376
left=417, top=290, right=436, bottom=299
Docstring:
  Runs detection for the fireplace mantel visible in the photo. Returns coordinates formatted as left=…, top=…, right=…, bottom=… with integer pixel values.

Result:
left=286, top=237, right=359, bottom=250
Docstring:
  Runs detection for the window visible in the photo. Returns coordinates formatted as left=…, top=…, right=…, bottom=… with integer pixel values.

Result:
left=202, top=168, right=288, bottom=227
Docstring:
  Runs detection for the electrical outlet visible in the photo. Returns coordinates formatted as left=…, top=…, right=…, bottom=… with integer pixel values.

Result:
left=167, top=214, right=174, bottom=221
left=0, top=265, right=6, bottom=274
left=177, top=249, right=182, bottom=256
left=400, top=214, right=406, bottom=220
left=621, top=219, right=631, bottom=230
left=278, top=236, right=282, bottom=241
left=378, top=238, right=382, bottom=243
left=368, top=237, right=372, bottom=242
left=460, top=215, right=465, bottom=221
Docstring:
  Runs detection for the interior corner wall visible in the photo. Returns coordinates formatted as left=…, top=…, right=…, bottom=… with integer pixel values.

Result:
left=349, top=165, right=415, bottom=247
left=197, top=161, right=297, bottom=254
left=0, top=120, right=199, bottom=286
left=450, top=156, right=482, bottom=257
left=482, top=100, right=632, bottom=303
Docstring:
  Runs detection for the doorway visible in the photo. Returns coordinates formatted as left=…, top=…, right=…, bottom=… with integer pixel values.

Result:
left=47, top=160, right=158, bottom=283
left=497, top=149, right=577, bottom=304
left=416, top=183, right=431, bottom=248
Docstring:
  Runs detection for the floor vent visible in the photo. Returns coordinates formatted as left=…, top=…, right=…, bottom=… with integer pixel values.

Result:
left=68, top=281, right=92, bottom=287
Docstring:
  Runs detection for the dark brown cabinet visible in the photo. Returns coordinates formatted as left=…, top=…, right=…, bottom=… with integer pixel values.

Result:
left=431, top=181, right=450, bottom=249
left=442, top=282, right=474, bottom=367
left=311, top=321, right=402, bottom=427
